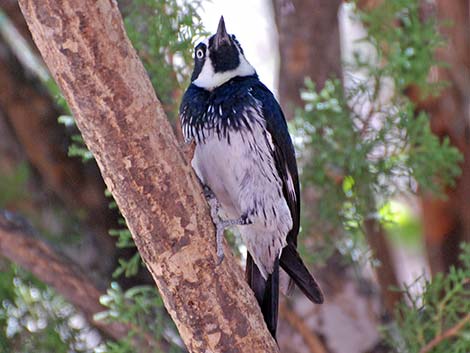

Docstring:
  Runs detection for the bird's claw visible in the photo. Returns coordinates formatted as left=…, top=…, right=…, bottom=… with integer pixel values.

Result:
left=216, top=251, right=225, bottom=265
left=215, top=223, right=225, bottom=265
left=203, top=185, right=215, bottom=200
left=179, top=138, right=193, bottom=148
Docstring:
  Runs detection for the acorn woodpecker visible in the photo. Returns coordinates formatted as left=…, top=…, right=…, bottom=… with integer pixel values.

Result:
left=180, top=16, right=324, bottom=338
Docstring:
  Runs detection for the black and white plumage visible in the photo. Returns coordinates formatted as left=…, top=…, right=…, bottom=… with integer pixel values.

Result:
left=180, top=17, right=323, bottom=338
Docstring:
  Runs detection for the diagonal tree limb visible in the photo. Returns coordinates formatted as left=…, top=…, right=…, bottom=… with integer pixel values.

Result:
left=0, top=210, right=127, bottom=343
left=0, top=3, right=117, bottom=277
left=419, top=313, right=470, bottom=353
left=279, top=302, right=327, bottom=353
left=0, top=209, right=178, bottom=352
left=17, top=1, right=278, bottom=352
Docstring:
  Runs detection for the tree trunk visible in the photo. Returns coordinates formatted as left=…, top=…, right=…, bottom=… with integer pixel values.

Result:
left=424, top=0, right=470, bottom=274
left=0, top=2, right=117, bottom=277
left=273, top=1, right=399, bottom=352
left=18, top=1, right=278, bottom=352
left=405, top=0, right=470, bottom=274
left=273, top=0, right=343, bottom=120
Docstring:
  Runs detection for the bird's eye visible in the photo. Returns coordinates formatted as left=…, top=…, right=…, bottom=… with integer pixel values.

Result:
left=196, top=49, right=204, bottom=59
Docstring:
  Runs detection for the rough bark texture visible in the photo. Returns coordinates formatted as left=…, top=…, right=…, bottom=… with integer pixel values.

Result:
left=17, top=1, right=278, bottom=352
left=273, top=0, right=343, bottom=120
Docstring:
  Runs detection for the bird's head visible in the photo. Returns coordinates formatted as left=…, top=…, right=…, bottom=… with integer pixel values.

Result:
left=191, top=16, right=256, bottom=90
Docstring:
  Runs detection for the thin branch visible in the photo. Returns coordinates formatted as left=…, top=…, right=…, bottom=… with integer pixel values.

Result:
left=419, top=314, right=470, bottom=353
left=364, top=217, right=402, bottom=314
left=0, top=210, right=169, bottom=352
left=279, top=302, right=328, bottom=353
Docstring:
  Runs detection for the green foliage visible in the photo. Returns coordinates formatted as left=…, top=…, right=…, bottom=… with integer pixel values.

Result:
left=44, top=79, right=71, bottom=115
left=353, top=0, right=447, bottom=95
left=295, top=78, right=460, bottom=235
left=2, top=0, right=205, bottom=351
left=95, top=283, right=183, bottom=353
left=0, top=261, right=95, bottom=353
left=57, top=115, right=94, bottom=163
left=386, top=244, right=470, bottom=353
left=294, top=0, right=465, bottom=350
left=379, top=201, right=422, bottom=248
left=293, top=0, right=462, bottom=262
left=105, top=190, right=143, bottom=278
left=123, top=0, right=207, bottom=121
left=402, top=111, right=461, bottom=193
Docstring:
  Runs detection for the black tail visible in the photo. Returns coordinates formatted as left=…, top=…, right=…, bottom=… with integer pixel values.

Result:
left=246, top=253, right=279, bottom=338
left=280, top=244, right=324, bottom=304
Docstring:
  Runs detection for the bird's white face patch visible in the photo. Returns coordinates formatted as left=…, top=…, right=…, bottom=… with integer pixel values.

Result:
left=192, top=38, right=256, bottom=91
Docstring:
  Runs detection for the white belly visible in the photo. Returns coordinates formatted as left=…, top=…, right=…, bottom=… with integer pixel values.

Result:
left=191, top=123, right=292, bottom=278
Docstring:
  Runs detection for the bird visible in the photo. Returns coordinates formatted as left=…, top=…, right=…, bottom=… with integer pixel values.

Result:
left=179, top=16, right=324, bottom=338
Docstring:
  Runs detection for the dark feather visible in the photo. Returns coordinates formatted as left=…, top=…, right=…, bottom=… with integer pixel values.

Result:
left=181, top=74, right=323, bottom=340
left=248, top=78, right=324, bottom=302
left=246, top=252, right=265, bottom=304
left=280, top=244, right=324, bottom=303
left=246, top=253, right=279, bottom=338
left=248, top=79, right=300, bottom=246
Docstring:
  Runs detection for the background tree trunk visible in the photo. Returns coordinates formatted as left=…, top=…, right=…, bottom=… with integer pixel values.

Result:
left=272, top=1, right=396, bottom=352
left=418, top=0, right=470, bottom=275
left=383, top=0, right=470, bottom=275
left=17, top=0, right=279, bottom=352
left=273, top=0, right=343, bottom=120
left=0, top=1, right=117, bottom=277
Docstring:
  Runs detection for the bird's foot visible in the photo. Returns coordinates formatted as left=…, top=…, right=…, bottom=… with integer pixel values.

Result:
left=202, top=185, right=252, bottom=265
left=179, top=139, right=195, bottom=161
left=214, top=216, right=252, bottom=265
left=202, top=185, right=216, bottom=200
left=215, top=222, right=226, bottom=265
left=179, top=138, right=193, bottom=148
left=203, top=186, right=221, bottom=223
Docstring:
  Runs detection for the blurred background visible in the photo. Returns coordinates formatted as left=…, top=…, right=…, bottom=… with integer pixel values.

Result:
left=0, top=0, right=468, bottom=352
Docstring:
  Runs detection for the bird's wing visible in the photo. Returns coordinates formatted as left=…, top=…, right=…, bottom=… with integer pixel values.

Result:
left=250, top=82, right=300, bottom=246
left=251, top=80, right=323, bottom=304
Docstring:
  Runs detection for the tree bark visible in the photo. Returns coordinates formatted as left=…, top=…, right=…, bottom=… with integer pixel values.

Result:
left=273, top=0, right=343, bottom=120
left=364, top=218, right=401, bottom=314
left=17, top=1, right=278, bottom=352
left=419, top=0, right=470, bottom=274
left=380, top=0, right=470, bottom=275
left=273, top=1, right=397, bottom=352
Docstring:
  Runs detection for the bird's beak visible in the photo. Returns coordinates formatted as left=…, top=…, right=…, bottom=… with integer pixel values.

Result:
left=214, top=16, right=230, bottom=49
